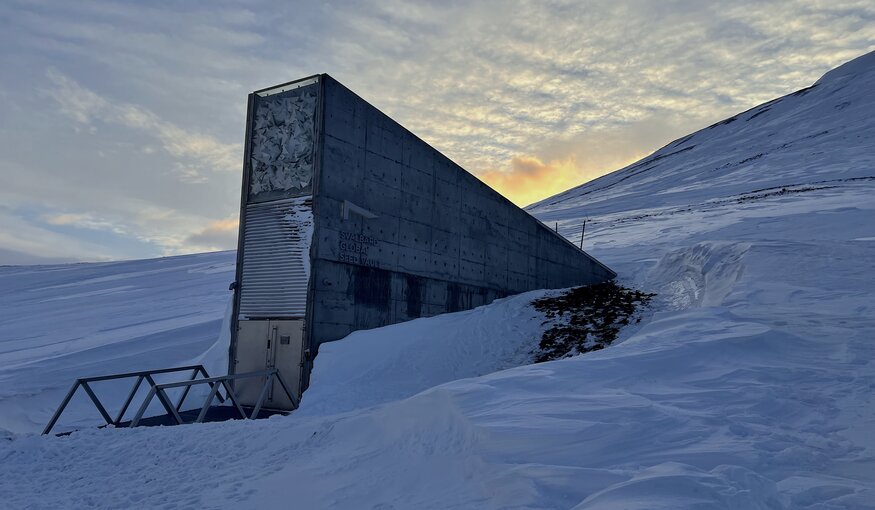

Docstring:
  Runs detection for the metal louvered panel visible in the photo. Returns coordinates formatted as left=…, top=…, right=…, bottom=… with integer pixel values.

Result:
left=238, top=196, right=313, bottom=319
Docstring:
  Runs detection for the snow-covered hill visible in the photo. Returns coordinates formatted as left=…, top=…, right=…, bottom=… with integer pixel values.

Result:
left=1, top=51, right=874, bottom=509
left=0, top=252, right=236, bottom=434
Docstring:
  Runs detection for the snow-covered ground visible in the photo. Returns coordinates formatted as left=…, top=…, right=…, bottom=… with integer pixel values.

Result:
left=0, top=251, right=236, bottom=436
left=1, top=52, right=874, bottom=509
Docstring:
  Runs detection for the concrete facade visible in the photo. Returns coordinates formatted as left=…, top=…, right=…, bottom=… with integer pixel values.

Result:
left=232, top=74, right=616, bottom=394
left=305, top=76, right=615, bottom=363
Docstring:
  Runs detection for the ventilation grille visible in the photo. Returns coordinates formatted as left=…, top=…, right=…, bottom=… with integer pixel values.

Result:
left=239, top=197, right=313, bottom=319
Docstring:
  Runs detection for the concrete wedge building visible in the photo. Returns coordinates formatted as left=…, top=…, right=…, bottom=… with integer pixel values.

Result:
left=230, top=74, right=616, bottom=410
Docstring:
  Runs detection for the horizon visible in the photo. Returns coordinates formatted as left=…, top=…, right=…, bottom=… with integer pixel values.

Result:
left=0, top=1, right=873, bottom=264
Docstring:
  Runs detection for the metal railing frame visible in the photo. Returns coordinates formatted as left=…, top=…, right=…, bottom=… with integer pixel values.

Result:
left=129, top=368, right=298, bottom=427
left=43, top=365, right=222, bottom=435
left=43, top=366, right=298, bottom=435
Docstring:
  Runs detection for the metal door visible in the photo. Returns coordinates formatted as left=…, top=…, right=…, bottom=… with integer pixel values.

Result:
left=234, top=319, right=304, bottom=410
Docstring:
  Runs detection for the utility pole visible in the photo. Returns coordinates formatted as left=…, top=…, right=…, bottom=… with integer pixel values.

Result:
left=579, top=220, right=587, bottom=249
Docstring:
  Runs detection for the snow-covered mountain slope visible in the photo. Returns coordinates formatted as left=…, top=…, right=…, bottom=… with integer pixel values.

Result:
left=0, top=252, right=235, bottom=434
left=2, top=51, right=875, bottom=509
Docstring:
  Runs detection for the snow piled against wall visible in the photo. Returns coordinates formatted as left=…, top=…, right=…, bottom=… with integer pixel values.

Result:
left=298, top=288, right=554, bottom=417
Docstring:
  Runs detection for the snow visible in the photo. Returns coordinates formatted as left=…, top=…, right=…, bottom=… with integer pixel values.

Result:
left=2, top=52, right=875, bottom=508
left=282, top=196, right=314, bottom=284
left=299, top=289, right=555, bottom=417
left=0, top=252, right=235, bottom=435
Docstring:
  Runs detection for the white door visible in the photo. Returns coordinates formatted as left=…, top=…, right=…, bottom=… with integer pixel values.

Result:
left=235, top=319, right=304, bottom=410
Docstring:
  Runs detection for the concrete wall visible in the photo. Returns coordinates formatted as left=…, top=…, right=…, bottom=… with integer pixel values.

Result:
left=306, top=75, right=615, bottom=354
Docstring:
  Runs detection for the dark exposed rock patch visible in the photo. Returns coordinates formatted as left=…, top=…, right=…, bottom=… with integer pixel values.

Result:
left=531, top=282, right=655, bottom=363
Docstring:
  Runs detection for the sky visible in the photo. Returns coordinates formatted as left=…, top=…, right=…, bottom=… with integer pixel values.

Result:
left=0, top=1, right=872, bottom=264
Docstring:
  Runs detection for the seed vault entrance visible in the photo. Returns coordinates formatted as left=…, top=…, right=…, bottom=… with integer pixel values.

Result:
left=230, top=78, right=319, bottom=411
left=235, top=319, right=304, bottom=409
left=229, top=74, right=617, bottom=411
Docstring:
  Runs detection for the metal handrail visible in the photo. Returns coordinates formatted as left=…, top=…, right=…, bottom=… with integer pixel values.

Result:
left=128, top=369, right=299, bottom=428
left=43, top=366, right=298, bottom=435
left=42, top=365, right=224, bottom=435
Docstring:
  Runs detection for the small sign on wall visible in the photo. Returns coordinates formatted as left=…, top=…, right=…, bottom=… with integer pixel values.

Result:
left=339, top=231, right=380, bottom=267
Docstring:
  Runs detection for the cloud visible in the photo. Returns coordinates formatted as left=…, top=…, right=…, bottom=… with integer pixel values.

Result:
left=15, top=2, right=875, bottom=165
left=43, top=68, right=240, bottom=181
left=183, top=218, right=239, bottom=252
left=43, top=212, right=128, bottom=234
left=314, top=1, right=872, bottom=207
left=0, top=0, right=873, bottom=262
left=0, top=207, right=121, bottom=263
left=480, top=156, right=590, bottom=208
left=480, top=115, right=708, bottom=206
